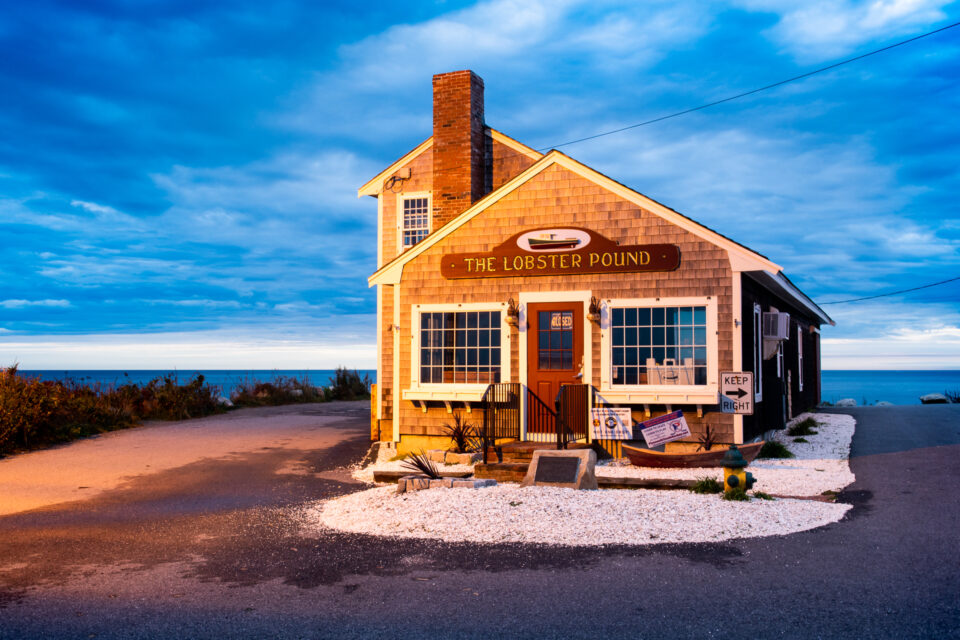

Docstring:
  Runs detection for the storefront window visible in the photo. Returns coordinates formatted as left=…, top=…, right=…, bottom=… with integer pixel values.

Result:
left=610, top=305, right=708, bottom=386
left=419, top=311, right=501, bottom=384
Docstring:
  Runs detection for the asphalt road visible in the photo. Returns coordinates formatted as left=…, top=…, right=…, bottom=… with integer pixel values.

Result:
left=1, top=403, right=958, bottom=639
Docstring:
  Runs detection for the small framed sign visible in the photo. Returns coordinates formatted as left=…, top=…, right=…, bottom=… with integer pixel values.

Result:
left=591, top=407, right=633, bottom=439
left=639, top=410, right=691, bottom=448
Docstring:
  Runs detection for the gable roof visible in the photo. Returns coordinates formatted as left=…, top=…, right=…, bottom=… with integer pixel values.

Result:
left=366, top=148, right=833, bottom=326
left=369, top=148, right=781, bottom=280
left=357, top=128, right=541, bottom=197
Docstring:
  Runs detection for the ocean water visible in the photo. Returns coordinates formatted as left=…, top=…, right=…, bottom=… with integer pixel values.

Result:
left=15, top=369, right=958, bottom=406
left=821, top=370, right=960, bottom=406
left=18, top=370, right=377, bottom=398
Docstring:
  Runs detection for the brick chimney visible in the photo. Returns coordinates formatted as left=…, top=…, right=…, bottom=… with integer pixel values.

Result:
left=432, top=70, right=485, bottom=229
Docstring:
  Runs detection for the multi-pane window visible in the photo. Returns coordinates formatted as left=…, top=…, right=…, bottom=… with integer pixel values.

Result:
left=611, top=306, right=708, bottom=386
left=538, top=311, right=574, bottom=370
left=419, top=311, right=501, bottom=384
left=402, top=197, right=429, bottom=248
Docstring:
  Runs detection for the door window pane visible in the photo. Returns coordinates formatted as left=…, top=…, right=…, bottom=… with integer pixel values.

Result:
left=537, top=310, right=574, bottom=370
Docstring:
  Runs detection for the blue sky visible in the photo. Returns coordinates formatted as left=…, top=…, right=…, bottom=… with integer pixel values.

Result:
left=1, top=0, right=958, bottom=370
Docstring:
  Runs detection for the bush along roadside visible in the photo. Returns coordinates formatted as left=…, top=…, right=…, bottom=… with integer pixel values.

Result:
left=229, top=367, right=371, bottom=407
left=0, top=366, right=222, bottom=457
left=1, top=365, right=374, bottom=457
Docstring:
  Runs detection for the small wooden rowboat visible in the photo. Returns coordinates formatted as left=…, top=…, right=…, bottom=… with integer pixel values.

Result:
left=621, top=441, right=765, bottom=468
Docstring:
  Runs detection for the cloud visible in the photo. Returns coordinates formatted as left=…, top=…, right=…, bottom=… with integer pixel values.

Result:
left=0, top=299, right=71, bottom=309
left=275, top=0, right=713, bottom=142
left=0, top=325, right=376, bottom=369
left=736, top=0, right=953, bottom=61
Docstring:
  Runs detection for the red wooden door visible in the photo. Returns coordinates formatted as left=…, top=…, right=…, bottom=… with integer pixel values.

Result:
left=526, top=302, right=583, bottom=433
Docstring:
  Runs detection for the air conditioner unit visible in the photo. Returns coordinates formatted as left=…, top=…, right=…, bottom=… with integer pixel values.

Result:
left=762, top=312, right=791, bottom=340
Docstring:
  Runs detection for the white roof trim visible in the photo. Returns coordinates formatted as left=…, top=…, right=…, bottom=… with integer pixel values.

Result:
left=357, top=128, right=540, bottom=198
left=489, top=129, right=542, bottom=160
left=769, top=270, right=835, bottom=326
left=357, top=137, right=433, bottom=197
left=369, top=150, right=780, bottom=286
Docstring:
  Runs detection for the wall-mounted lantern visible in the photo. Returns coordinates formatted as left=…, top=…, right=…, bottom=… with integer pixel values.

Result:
left=587, top=296, right=602, bottom=325
left=505, top=297, right=520, bottom=327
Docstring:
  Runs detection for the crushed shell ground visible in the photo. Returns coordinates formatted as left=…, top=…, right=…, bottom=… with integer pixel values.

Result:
left=313, top=413, right=854, bottom=546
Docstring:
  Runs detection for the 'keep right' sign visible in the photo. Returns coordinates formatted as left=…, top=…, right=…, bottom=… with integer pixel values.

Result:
left=720, top=371, right=754, bottom=415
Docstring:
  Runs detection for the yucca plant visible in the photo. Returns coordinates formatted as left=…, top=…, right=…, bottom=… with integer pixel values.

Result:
left=400, top=449, right=441, bottom=479
left=696, top=424, right=716, bottom=452
left=442, top=411, right=477, bottom=454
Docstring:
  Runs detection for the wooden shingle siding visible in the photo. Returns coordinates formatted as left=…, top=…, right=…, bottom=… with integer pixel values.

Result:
left=396, top=164, right=736, bottom=442
left=490, top=137, right=537, bottom=191
left=380, top=149, right=433, bottom=263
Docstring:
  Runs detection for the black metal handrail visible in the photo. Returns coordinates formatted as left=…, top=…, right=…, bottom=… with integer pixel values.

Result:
left=526, top=386, right=557, bottom=437
left=480, top=382, right=521, bottom=462
left=555, top=384, right=591, bottom=449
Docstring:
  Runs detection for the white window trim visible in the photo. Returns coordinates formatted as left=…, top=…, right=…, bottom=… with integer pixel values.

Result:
left=599, top=296, right=719, bottom=405
left=403, top=301, right=511, bottom=402
left=396, top=192, right=431, bottom=253
left=753, top=303, right=763, bottom=402
left=776, top=342, right=783, bottom=379
left=798, top=324, right=804, bottom=392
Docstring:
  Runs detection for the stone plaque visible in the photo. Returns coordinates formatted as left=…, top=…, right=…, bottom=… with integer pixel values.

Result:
left=521, top=449, right=598, bottom=490
left=534, top=456, right=580, bottom=484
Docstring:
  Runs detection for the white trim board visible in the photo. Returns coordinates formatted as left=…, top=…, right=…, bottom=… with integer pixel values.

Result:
left=518, top=290, right=594, bottom=440
left=598, top=296, right=719, bottom=405
left=403, top=301, right=512, bottom=402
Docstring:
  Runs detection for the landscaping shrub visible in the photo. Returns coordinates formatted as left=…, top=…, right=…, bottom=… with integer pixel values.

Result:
left=690, top=476, right=723, bottom=494
left=442, top=412, right=478, bottom=453
left=401, top=449, right=441, bottom=479
left=722, top=488, right=750, bottom=501
left=787, top=417, right=819, bottom=437
left=757, top=441, right=794, bottom=459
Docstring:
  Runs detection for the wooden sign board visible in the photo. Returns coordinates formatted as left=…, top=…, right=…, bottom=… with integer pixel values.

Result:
left=441, top=227, right=680, bottom=279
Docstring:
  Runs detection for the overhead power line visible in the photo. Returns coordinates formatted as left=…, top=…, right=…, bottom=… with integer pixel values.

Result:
left=818, top=276, right=960, bottom=305
left=539, top=20, right=960, bottom=151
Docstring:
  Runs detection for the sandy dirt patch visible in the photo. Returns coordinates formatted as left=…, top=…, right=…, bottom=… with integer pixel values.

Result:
left=0, top=403, right=359, bottom=516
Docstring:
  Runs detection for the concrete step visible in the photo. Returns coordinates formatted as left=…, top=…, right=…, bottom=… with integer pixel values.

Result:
left=372, top=469, right=474, bottom=483
left=473, top=462, right=528, bottom=483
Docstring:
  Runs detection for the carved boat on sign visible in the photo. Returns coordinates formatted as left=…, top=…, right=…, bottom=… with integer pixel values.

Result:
left=527, top=234, right=581, bottom=250
left=621, top=441, right=765, bottom=468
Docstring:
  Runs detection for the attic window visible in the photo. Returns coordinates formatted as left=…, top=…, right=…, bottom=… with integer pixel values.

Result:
left=402, top=196, right=430, bottom=248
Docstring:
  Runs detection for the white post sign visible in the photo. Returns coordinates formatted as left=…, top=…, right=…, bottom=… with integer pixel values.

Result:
left=591, top=407, right=633, bottom=439
left=639, top=411, right=691, bottom=448
left=720, top=371, right=754, bottom=415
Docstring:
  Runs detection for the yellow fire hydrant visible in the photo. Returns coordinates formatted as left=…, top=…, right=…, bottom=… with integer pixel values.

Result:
left=721, top=444, right=756, bottom=494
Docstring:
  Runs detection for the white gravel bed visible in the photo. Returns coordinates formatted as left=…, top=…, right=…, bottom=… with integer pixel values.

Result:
left=596, top=413, right=856, bottom=497
left=309, top=484, right=850, bottom=546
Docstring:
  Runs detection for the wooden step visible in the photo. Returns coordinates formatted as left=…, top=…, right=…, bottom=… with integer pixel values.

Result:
left=597, top=476, right=695, bottom=490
